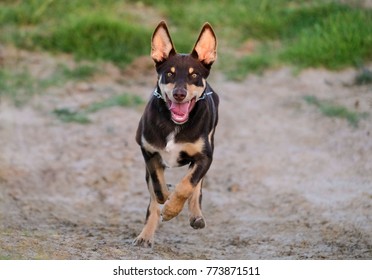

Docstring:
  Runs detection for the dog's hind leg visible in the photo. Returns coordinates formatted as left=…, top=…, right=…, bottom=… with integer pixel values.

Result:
left=188, top=179, right=205, bottom=229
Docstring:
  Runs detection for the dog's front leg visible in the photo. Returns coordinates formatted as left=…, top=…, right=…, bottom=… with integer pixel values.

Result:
left=133, top=150, right=170, bottom=247
left=188, top=179, right=205, bottom=229
left=162, top=154, right=212, bottom=221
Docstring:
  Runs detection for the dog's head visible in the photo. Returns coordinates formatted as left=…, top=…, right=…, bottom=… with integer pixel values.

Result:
left=151, top=21, right=217, bottom=124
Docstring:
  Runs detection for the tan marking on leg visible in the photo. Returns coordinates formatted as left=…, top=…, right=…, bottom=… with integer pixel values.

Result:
left=133, top=174, right=161, bottom=247
left=154, top=165, right=170, bottom=204
left=161, top=165, right=196, bottom=221
left=188, top=180, right=205, bottom=229
left=142, top=151, right=170, bottom=204
left=133, top=198, right=160, bottom=247
left=161, top=137, right=207, bottom=221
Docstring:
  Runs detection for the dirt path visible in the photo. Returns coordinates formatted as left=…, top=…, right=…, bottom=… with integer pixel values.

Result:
left=0, top=49, right=371, bottom=259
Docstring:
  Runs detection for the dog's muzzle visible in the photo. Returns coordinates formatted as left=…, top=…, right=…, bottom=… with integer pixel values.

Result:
left=153, top=88, right=213, bottom=124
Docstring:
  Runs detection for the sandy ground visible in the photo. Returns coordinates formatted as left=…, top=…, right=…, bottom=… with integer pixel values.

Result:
left=0, top=47, right=371, bottom=259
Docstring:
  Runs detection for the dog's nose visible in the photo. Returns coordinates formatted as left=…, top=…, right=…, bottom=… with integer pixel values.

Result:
left=173, top=88, right=187, bottom=102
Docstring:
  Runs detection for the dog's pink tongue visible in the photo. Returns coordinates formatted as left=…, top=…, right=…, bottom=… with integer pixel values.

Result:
left=169, top=101, right=190, bottom=123
left=169, top=102, right=189, bottom=115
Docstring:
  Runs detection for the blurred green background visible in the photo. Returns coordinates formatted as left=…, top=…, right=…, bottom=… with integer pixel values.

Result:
left=1, top=0, right=372, bottom=79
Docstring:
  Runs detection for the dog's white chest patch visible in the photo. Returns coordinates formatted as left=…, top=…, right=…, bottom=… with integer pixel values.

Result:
left=161, top=133, right=182, bottom=167
left=142, top=132, right=204, bottom=168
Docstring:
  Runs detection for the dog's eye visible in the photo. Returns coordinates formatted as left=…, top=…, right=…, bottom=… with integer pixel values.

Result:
left=190, top=73, right=198, bottom=79
left=167, top=72, right=174, bottom=77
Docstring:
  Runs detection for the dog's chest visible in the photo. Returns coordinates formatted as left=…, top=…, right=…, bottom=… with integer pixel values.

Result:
left=142, top=132, right=204, bottom=168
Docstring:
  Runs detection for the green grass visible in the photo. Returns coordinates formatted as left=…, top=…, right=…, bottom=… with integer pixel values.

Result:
left=222, top=1, right=372, bottom=78
left=0, top=0, right=120, bottom=25
left=53, top=93, right=145, bottom=124
left=0, top=0, right=151, bottom=66
left=61, top=64, right=98, bottom=80
left=30, top=15, right=151, bottom=65
left=86, top=94, right=144, bottom=113
left=53, top=108, right=91, bottom=124
left=282, top=9, right=372, bottom=69
left=354, top=68, right=372, bottom=85
left=226, top=53, right=273, bottom=80
left=140, top=0, right=372, bottom=78
left=0, top=68, right=39, bottom=106
left=304, top=95, right=368, bottom=127
left=225, top=43, right=277, bottom=80
left=0, top=0, right=371, bottom=78
left=0, top=64, right=98, bottom=106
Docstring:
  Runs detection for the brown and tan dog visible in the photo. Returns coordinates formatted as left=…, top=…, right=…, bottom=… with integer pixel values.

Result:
left=134, top=21, right=219, bottom=247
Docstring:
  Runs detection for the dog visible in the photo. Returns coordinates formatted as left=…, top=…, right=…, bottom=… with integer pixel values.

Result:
left=134, top=21, right=219, bottom=247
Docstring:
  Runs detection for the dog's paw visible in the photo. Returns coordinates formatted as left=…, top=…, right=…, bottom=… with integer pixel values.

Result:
left=190, top=216, right=206, bottom=229
left=161, top=205, right=180, bottom=221
left=132, top=236, right=153, bottom=248
left=161, top=198, right=184, bottom=221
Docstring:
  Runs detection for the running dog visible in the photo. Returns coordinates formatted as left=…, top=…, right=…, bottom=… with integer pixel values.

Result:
left=134, top=21, right=219, bottom=247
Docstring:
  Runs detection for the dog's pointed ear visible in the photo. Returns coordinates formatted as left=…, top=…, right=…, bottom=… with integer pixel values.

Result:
left=151, top=21, right=176, bottom=63
left=191, top=23, right=217, bottom=67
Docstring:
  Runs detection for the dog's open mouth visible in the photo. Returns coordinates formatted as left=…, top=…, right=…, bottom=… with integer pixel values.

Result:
left=167, top=97, right=196, bottom=124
